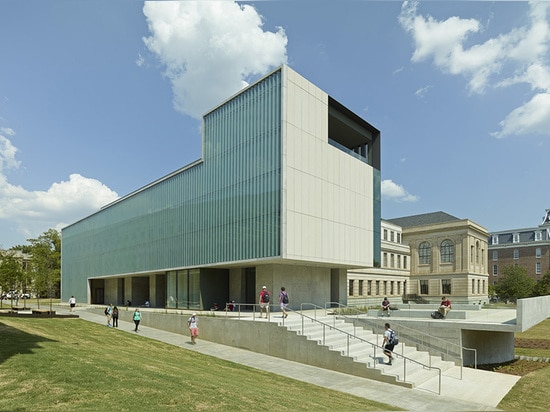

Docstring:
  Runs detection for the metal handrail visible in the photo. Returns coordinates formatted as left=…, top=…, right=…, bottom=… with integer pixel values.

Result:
left=327, top=302, right=478, bottom=375
left=295, top=309, right=442, bottom=395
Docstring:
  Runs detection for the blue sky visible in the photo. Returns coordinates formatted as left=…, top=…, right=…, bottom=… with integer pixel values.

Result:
left=1, top=1, right=549, bottom=248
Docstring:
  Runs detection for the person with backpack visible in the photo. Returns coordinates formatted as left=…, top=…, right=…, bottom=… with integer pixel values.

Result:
left=112, top=305, right=119, bottom=328
left=259, top=286, right=270, bottom=318
left=382, top=322, right=397, bottom=365
left=278, top=286, right=289, bottom=318
left=105, top=304, right=113, bottom=327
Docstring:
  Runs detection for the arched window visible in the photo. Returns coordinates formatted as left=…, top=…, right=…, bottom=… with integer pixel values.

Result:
left=419, top=242, right=431, bottom=264
left=440, top=239, right=454, bottom=263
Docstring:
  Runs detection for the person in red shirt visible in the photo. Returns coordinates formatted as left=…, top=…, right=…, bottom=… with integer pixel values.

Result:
left=438, top=296, right=452, bottom=318
left=259, top=286, right=270, bottom=318
left=381, top=297, right=391, bottom=317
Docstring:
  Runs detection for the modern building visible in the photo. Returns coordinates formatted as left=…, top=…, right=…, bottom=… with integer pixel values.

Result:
left=386, top=211, right=490, bottom=304
left=347, top=219, right=410, bottom=307
left=61, top=65, right=381, bottom=310
left=488, top=209, right=550, bottom=285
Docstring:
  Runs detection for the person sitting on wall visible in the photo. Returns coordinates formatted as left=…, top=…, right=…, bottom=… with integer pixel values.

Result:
left=381, top=297, right=391, bottom=317
left=438, top=296, right=452, bottom=318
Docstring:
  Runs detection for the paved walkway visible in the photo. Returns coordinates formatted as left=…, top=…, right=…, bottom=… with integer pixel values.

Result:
left=56, top=305, right=519, bottom=411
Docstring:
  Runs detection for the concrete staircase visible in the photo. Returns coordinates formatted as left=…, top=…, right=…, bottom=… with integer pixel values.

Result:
left=278, top=314, right=460, bottom=390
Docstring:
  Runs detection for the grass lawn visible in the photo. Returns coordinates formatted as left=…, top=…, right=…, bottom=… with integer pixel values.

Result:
left=0, top=317, right=397, bottom=411
left=493, top=317, right=550, bottom=410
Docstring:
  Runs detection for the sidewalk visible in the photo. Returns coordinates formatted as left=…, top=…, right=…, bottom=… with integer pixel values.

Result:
left=64, top=306, right=512, bottom=411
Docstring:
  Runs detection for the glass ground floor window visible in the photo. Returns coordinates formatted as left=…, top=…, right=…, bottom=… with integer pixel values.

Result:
left=166, top=269, right=200, bottom=309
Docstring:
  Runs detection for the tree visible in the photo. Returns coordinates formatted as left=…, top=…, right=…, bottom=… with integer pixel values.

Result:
left=533, top=269, right=550, bottom=297
left=27, top=229, right=61, bottom=308
left=494, top=265, right=535, bottom=303
left=0, top=250, right=23, bottom=306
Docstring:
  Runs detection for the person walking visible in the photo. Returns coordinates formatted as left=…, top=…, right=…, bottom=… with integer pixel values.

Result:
left=187, top=312, right=199, bottom=344
left=259, top=286, right=270, bottom=318
left=112, top=305, right=119, bottom=328
left=105, top=304, right=113, bottom=327
left=68, top=296, right=76, bottom=312
left=133, top=308, right=142, bottom=332
left=278, top=287, right=289, bottom=318
left=383, top=323, right=395, bottom=365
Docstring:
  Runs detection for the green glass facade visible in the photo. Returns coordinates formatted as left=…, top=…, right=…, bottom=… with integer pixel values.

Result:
left=62, top=71, right=282, bottom=297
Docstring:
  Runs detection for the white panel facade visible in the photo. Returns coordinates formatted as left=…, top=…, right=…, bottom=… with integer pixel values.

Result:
left=281, top=66, right=374, bottom=267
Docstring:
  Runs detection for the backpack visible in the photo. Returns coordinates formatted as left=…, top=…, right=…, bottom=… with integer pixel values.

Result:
left=282, top=292, right=289, bottom=304
left=104, top=307, right=109, bottom=315
left=389, top=330, right=399, bottom=345
left=263, top=291, right=270, bottom=303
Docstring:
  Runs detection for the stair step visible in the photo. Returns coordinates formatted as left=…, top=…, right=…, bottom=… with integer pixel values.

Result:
left=279, top=315, right=460, bottom=389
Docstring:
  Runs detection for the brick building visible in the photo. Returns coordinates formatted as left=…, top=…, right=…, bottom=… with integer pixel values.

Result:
left=488, top=209, right=550, bottom=285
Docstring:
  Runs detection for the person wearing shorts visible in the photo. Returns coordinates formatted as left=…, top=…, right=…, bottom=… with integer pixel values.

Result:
left=187, top=313, right=199, bottom=344
left=279, top=287, right=289, bottom=318
left=383, top=323, right=395, bottom=365
left=69, top=296, right=76, bottom=312
left=259, top=286, right=270, bottom=318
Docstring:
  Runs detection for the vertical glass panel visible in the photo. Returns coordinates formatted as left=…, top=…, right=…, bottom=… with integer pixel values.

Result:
left=167, top=270, right=177, bottom=308
left=177, top=270, right=188, bottom=308
left=188, top=269, right=200, bottom=309
left=62, top=70, right=282, bottom=279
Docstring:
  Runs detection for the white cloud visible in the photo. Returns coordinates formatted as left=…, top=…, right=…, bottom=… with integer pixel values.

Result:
left=492, top=92, right=550, bottom=138
left=0, top=129, right=118, bottom=245
left=414, top=85, right=431, bottom=98
left=142, top=1, right=288, bottom=119
left=0, top=128, right=20, bottom=171
left=399, top=1, right=550, bottom=138
left=381, top=179, right=419, bottom=202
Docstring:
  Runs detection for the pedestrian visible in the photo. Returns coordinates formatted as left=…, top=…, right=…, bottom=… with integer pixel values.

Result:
left=383, top=322, right=395, bottom=365
left=187, top=312, right=199, bottom=344
left=133, top=308, right=142, bottom=332
left=68, top=295, right=76, bottom=312
left=112, top=305, right=119, bottom=328
left=105, top=304, right=113, bottom=327
left=278, top=287, right=289, bottom=318
left=259, top=286, right=270, bottom=318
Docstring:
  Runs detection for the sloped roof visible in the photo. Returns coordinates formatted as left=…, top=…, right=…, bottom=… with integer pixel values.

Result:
left=386, top=211, right=460, bottom=228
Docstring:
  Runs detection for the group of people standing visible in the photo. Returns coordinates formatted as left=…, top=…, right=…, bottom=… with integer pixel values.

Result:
left=258, top=286, right=289, bottom=318
left=104, top=303, right=142, bottom=332
left=104, top=304, right=121, bottom=328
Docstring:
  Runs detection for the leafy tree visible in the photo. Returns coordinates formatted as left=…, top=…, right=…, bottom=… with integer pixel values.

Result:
left=488, top=283, right=496, bottom=298
left=27, top=229, right=61, bottom=308
left=533, top=269, right=550, bottom=297
left=0, top=250, right=23, bottom=306
left=10, top=244, right=32, bottom=254
left=494, top=265, right=535, bottom=303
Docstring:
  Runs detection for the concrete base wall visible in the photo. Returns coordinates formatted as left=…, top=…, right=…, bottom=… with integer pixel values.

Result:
left=518, top=295, right=550, bottom=332
left=254, top=264, right=343, bottom=310
left=103, top=308, right=409, bottom=387
left=461, top=329, right=514, bottom=365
